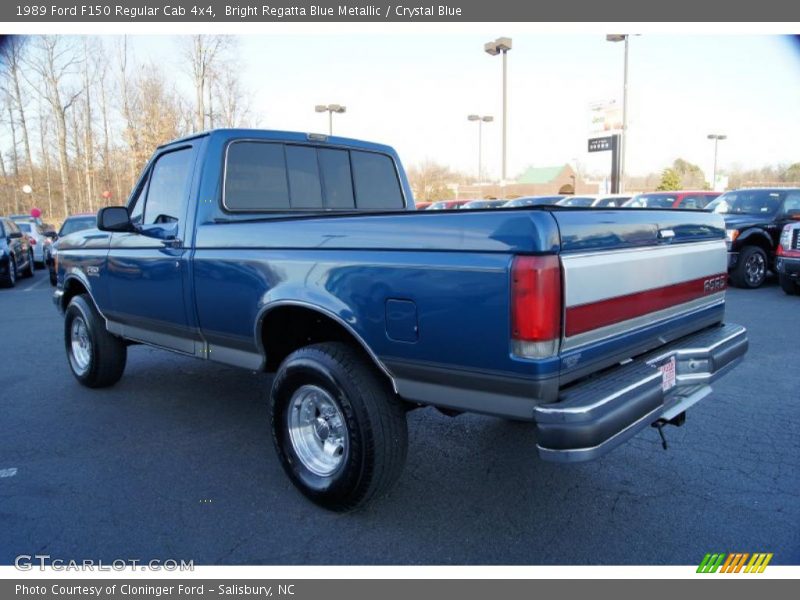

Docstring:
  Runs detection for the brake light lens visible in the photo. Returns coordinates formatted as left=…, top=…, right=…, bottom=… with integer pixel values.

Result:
left=29, top=238, right=36, bottom=245
left=511, top=255, right=562, bottom=358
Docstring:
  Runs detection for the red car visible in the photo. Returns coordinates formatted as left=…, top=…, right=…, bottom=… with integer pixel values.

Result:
left=414, top=201, right=433, bottom=210
left=623, top=191, right=721, bottom=210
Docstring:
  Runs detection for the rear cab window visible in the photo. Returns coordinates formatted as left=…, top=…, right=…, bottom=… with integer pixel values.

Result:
left=223, top=141, right=405, bottom=212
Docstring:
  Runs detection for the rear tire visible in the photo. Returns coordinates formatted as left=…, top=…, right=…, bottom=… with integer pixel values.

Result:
left=64, top=294, right=127, bottom=388
left=779, top=273, right=799, bottom=295
left=270, top=342, right=408, bottom=512
left=730, top=246, right=768, bottom=289
left=1, top=257, right=17, bottom=288
left=22, top=250, right=35, bottom=278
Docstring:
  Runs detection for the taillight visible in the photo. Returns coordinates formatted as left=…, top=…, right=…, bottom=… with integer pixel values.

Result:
left=29, top=238, right=36, bottom=245
left=780, top=224, right=792, bottom=251
left=511, top=255, right=562, bottom=358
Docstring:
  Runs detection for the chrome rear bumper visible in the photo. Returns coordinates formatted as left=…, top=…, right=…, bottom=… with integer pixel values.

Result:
left=534, top=323, right=748, bottom=462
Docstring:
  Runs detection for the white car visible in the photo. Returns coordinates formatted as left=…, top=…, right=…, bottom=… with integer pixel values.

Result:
left=14, top=220, right=51, bottom=265
left=556, top=194, right=632, bottom=208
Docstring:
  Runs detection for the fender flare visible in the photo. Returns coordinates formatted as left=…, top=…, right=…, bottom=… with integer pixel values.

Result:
left=253, top=298, right=397, bottom=393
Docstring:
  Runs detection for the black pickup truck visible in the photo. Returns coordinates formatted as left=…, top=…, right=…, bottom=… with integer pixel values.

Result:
left=706, top=188, right=800, bottom=288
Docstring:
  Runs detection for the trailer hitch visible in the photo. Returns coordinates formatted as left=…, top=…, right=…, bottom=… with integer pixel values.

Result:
left=650, top=412, right=686, bottom=450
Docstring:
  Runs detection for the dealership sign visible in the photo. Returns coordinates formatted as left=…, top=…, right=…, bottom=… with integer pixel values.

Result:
left=588, top=100, right=623, bottom=135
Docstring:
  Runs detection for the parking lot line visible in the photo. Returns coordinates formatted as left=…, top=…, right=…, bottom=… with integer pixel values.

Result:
left=21, top=277, right=49, bottom=292
left=0, top=468, right=18, bottom=478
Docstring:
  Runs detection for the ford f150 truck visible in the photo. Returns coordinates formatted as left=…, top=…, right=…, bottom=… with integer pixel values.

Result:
left=53, top=129, right=748, bottom=511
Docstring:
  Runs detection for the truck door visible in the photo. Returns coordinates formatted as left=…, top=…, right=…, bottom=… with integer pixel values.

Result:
left=105, top=144, right=199, bottom=353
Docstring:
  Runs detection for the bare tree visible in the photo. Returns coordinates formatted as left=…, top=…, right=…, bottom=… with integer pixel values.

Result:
left=406, top=160, right=457, bottom=201
left=25, top=36, right=82, bottom=217
left=0, top=37, right=35, bottom=197
left=211, top=69, right=253, bottom=128
left=80, top=37, right=97, bottom=212
left=37, top=100, right=54, bottom=219
left=4, top=91, right=21, bottom=212
left=96, top=43, right=112, bottom=196
left=183, top=35, right=231, bottom=132
left=117, top=37, right=142, bottom=188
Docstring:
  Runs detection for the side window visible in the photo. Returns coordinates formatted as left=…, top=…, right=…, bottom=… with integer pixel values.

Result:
left=351, top=151, right=404, bottom=209
left=0, top=221, right=5, bottom=237
left=286, top=145, right=323, bottom=209
left=143, top=148, right=195, bottom=224
left=782, top=194, right=800, bottom=215
left=225, top=142, right=289, bottom=210
left=128, top=175, right=148, bottom=225
left=319, top=149, right=355, bottom=209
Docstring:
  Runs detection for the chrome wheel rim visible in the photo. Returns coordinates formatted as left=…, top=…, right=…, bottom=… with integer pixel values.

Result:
left=287, top=385, right=348, bottom=477
left=745, top=253, right=765, bottom=286
left=69, top=316, right=92, bottom=375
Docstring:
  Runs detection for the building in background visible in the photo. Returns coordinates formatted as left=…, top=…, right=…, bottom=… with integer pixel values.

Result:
left=456, top=164, right=597, bottom=199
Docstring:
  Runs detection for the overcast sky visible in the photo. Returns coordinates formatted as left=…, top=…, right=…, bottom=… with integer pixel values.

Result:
left=125, top=33, right=800, bottom=180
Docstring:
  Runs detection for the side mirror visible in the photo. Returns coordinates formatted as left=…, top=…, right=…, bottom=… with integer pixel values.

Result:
left=8, top=231, right=22, bottom=239
left=97, top=206, right=133, bottom=232
left=44, top=231, right=58, bottom=240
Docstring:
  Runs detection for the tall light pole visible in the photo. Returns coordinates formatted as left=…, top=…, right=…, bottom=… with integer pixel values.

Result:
left=315, top=104, right=346, bottom=135
left=484, top=37, right=512, bottom=185
left=607, top=34, right=631, bottom=192
left=707, top=134, right=727, bottom=190
left=467, top=114, right=493, bottom=183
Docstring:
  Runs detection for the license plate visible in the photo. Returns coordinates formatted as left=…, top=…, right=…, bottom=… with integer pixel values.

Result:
left=659, top=356, right=677, bottom=392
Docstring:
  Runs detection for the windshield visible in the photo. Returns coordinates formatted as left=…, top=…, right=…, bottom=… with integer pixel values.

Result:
left=59, top=216, right=96, bottom=237
left=706, top=190, right=785, bottom=215
left=17, top=223, right=32, bottom=233
left=626, top=194, right=676, bottom=208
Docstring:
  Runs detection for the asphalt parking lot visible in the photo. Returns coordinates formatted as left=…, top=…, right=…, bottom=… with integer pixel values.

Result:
left=0, top=269, right=798, bottom=566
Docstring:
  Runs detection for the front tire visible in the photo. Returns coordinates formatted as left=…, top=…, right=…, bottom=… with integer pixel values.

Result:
left=270, top=342, right=408, bottom=512
left=64, top=294, right=127, bottom=388
left=779, top=273, right=799, bottom=295
left=730, top=246, right=768, bottom=288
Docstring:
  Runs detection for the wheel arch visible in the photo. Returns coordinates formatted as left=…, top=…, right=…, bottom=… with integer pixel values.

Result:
left=736, top=229, right=774, bottom=255
left=255, top=300, right=397, bottom=394
left=61, top=274, right=106, bottom=322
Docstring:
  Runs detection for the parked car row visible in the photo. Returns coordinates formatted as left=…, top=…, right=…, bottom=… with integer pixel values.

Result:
left=417, top=187, right=800, bottom=291
left=418, top=190, right=720, bottom=211
left=0, top=216, right=36, bottom=287
left=0, top=212, right=99, bottom=289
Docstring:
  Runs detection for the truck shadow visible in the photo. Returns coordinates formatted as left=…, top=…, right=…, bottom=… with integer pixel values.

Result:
left=95, top=347, right=717, bottom=565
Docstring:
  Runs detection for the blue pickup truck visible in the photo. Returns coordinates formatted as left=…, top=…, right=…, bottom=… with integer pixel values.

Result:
left=53, top=129, right=748, bottom=510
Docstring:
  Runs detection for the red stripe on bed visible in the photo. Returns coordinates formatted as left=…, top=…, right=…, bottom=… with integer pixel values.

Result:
left=565, top=273, right=727, bottom=337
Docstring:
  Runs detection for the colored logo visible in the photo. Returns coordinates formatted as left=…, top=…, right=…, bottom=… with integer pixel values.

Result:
left=697, top=552, right=773, bottom=573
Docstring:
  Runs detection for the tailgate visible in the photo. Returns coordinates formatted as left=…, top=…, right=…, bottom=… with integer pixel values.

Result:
left=550, top=209, right=729, bottom=383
